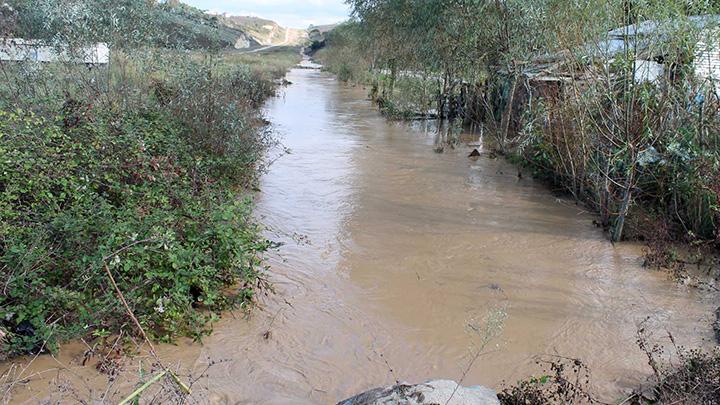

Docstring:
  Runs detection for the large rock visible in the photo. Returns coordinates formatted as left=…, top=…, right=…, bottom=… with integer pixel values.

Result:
left=234, top=36, right=251, bottom=49
left=338, top=380, right=500, bottom=405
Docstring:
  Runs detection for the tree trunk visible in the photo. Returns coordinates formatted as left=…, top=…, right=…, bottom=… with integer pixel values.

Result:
left=500, top=73, right=519, bottom=151
left=613, top=167, right=635, bottom=243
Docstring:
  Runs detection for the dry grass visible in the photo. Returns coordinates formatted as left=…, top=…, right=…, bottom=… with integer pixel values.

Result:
left=216, top=47, right=302, bottom=80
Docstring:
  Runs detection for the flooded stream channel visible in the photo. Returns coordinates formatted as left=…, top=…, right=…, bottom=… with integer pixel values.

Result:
left=5, top=64, right=719, bottom=404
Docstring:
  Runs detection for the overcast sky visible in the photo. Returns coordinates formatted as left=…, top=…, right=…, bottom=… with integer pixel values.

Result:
left=182, top=0, right=351, bottom=28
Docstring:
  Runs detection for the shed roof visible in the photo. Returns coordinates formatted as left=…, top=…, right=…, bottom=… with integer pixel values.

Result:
left=591, top=15, right=719, bottom=60
left=520, top=15, right=720, bottom=81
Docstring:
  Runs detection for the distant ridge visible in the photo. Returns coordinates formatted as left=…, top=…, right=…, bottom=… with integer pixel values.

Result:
left=212, top=14, right=309, bottom=48
left=157, top=2, right=261, bottom=49
left=157, top=2, right=310, bottom=50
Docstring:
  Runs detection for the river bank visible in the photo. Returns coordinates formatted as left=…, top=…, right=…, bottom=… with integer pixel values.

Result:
left=3, top=61, right=718, bottom=404
left=0, top=46, right=301, bottom=403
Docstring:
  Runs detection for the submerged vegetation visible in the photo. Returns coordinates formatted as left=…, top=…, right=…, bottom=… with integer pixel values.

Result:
left=498, top=330, right=720, bottom=405
left=0, top=0, right=299, bottom=359
left=322, top=0, right=720, bottom=248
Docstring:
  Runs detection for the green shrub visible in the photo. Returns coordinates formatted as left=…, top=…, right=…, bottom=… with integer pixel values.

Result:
left=0, top=104, right=267, bottom=354
left=0, top=0, right=292, bottom=360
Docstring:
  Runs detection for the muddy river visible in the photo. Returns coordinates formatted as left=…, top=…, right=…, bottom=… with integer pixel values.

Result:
left=3, top=64, right=719, bottom=404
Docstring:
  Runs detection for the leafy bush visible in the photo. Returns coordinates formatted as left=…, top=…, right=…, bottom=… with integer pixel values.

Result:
left=0, top=1, right=285, bottom=357
left=0, top=97, right=270, bottom=355
left=315, top=22, right=372, bottom=84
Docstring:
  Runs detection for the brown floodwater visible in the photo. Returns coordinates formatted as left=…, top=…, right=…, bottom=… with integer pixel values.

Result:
left=3, top=63, right=719, bottom=404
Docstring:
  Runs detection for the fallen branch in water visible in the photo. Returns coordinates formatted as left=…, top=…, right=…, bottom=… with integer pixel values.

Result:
left=118, top=369, right=168, bottom=405
left=103, top=264, right=158, bottom=360
left=104, top=263, right=192, bottom=401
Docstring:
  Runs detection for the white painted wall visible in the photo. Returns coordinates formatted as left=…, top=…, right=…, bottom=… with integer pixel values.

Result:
left=634, top=59, right=664, bottom=83
left=694, top=29, right=720, bottom=96
left=0, top=38, right=109, bottom=64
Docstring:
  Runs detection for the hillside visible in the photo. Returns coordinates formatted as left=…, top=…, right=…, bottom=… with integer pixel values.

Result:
left=158, top=6, right=310, bottom=50
left=157, top=2, right=260, bottom=49
left=309, top=23, right=340, bottom=34
left=307, top=23, right=340, bottom=54
left=219, top=15, right=309, bottom=47
left=5, top=0, right=316, bottom=51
